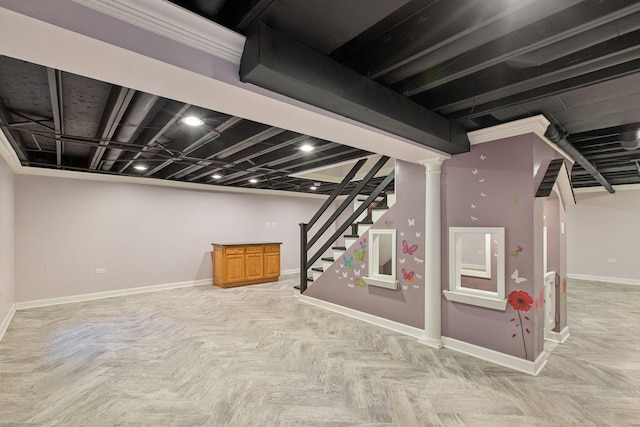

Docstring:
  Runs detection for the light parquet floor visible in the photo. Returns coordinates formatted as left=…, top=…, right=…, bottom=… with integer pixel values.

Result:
left=1, top=277, right=639, bottom=426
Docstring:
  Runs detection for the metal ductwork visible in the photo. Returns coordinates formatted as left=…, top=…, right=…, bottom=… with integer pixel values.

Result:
left=545, top=123, right=615, bottom=194
left=239, top=23, right=469, bottom=155
left=101, top=93, right=160, bottom=171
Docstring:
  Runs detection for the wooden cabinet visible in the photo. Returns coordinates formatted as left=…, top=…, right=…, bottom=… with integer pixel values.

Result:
left=212, top=243, right=281, bottom=288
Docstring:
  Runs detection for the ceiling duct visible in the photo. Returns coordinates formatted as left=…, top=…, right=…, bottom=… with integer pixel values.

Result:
left=620, top=130, right=640, bottom=151
left=239, top=23, right=469, bottom=155
left=545, top=123, right=615, bottom=194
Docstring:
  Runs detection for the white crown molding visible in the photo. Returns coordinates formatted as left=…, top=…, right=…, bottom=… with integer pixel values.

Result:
left=0, top=304, right=16, bottom=343
left=568, top=273, right=640, bottom=287
left=0, top=130, right=22, bottom=172
left=15, top=278, right=213, bottom=310
left=575, top=183, right=640, bottom=194
left=442, top=336, right=548, bottom=375
left=70, top=0, right=245, bottom=63
left=467, top=115, right=574, bottom=163
left=297, top=294, right=425, bottom=340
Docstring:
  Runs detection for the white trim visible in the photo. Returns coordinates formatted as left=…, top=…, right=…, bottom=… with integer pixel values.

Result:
left=71, top=0, right=245, bottom=63
left=545, top=326, right=570, bottom=344
left=15, top=279, right=212, bottom=310
left=443, top=290, right=508, bottom=311
left=280, top=268, right=300, bottom=276
left=442, top=336, right=548, bottom=376
left=0, top=130, right=22, bottom=172
left=15, top=166, right=327, bottom=200
left=0, top=304, right=16, bottom=343
left=575, top=183, right=640, bottom=194
left=467, top=115, right=574, bottom=163
left=297, top=294, right=425, bottom=341
left=567, top=273, right=640, bottom=286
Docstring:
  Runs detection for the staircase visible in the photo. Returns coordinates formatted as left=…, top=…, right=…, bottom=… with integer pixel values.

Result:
left=297, top=156, right=395, bottom=292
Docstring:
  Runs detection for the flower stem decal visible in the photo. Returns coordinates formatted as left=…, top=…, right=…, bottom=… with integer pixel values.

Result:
left=508, top=290, right=533, bottom=359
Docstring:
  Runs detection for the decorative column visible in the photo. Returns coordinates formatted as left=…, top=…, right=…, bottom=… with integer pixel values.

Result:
left=420, top=158, right=445, bottom=348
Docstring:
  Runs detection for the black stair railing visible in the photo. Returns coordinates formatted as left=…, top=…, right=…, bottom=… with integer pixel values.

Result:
left=299, top=156, right=394, bottom=293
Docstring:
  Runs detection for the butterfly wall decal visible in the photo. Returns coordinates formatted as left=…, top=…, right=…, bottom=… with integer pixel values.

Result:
left=511, top=269, right=527, bottom=283
left=342, top=272, right=348, bottom=279
left=481, top=192, right=487, bottom=197
left=354, top=269, right=361, bottom=277
left=471, top=204, right=476, bottom=209
left=348, top=283, right=355, bottom=288
left=479, top=179, right=485, bottom=183
left=415, top=273, right=422, bottom=279
left=402, top=240, right=418, bottom=255
left=355, top=278, right=366, bottom=287
left=408, top=218, right=415, bottom=226
left=472, top=169, right=478, bottom=175
left=511, top=245, right=523, bottom=257
left=414, top=257, right=424, bottom=264
left=415, top=232, right=421, bottom=237
left=402, top=268, right=415, bottom=282
left=402, top=284, right=408, bottom=290
left=480, top=154, right=487, bottom=160
left=399, top=258, right=406, bottom=264
left=343, top=256, right=354, bottom=268
left=354, top=249, right=366, bottom=261
left=471, top=216, right=478, bottom=221
left=360, top=263, right=365, bottom=269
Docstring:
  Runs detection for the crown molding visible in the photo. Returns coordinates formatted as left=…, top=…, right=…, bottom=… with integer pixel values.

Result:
left=70, top=0, right=245, bottom=63
left=467, top=115, right=574, bottom=163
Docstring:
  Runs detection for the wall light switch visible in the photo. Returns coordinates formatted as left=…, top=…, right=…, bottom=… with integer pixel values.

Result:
left=95, top=268, right=106, bottom=274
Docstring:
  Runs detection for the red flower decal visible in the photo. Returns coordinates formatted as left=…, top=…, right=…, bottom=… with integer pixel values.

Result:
left=508, top=290, right=533, bottom=312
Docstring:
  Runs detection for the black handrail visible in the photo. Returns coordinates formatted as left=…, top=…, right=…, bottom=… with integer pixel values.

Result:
left=299, top=156, right=392, bottom=293
left=307, top=156, right=389, bottom=248
left=307, top=158, right=367, bottom=229
left=306, top=171, right=394, bottom=269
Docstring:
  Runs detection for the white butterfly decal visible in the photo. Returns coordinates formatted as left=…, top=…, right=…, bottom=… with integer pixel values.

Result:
left=413, top=285, right=420, bottom=289
left=472, top=169, right=478, bottom=175
left=335, top=269, right=340, bottom=273
left=511, top=269, right=527, bottom=284
left=415, top=273, right=422, bottom=279
left=471, top=204, right=476, bottom=209
left=479, top=179, right=485, bottom=183
left=348, top=283, right=355, bottom=288
left=342, top=272, right=348, bottom=279
left=408, top=218, right=415, bottom=226
left=480, top=154, right=487, bottom=160
left=471, top=216, right=478, bottom=221
left=415, top=232, right=421, bottom=237
left=340, top=263, right=344, bottom=268
left=354, top=269, right=361, bottom=277
left=400, top=232, right=404, bottom=236
left=402, top=284, right=408, bottom=290
left=414, top=257, right=424, bottom=264
left=360, top=263, right=365, bottom=269
left=481, top=192, right=487, bottom=197
left=399, top=258, right=406, bottom=264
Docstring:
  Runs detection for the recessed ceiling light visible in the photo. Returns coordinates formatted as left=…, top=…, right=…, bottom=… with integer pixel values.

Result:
left=211, top=174, right=222, bottom=179
left=133, top=164, right=148, bottom=171
left=310, top=186, right=317, bottom=191
left=181, top=116, right=204, bottom=126
left=249, top=178, right=258, bottom=184
left=299, top=144, right=314, bottom=152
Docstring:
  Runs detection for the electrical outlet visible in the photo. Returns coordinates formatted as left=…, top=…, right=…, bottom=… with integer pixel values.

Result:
left=95, top=268, right=106, bottom=274
left=608, top=258, right=617, bottom=263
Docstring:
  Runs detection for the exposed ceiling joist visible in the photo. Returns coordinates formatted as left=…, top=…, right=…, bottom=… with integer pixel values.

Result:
left=46, top=68, right=64, bottom=167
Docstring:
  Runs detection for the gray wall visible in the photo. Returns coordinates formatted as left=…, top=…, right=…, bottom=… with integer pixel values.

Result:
left=15, top=174, right=324, bottom=302
left=0, top=154, right=15, bottom=324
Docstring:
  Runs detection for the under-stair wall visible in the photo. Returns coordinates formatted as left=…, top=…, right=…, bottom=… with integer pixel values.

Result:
left=303, top=160, right=426, bottom=328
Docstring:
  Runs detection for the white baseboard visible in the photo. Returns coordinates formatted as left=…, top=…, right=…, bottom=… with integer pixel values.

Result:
left=568, top=273, right=640, bottom=286
left=297, top=294, right=425, bottom=341
left=442, top=336, right=548, bottom=376
left=280, top=268, right=300, bottom=276
left=0, top=304, right=16, bottom=342
left=15, top=279, right=212, bottom=310
left=545, top=326, right=570, bottom=344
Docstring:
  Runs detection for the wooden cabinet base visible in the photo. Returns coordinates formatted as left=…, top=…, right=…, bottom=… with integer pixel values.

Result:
left=212, top=243, right=281, bottom=288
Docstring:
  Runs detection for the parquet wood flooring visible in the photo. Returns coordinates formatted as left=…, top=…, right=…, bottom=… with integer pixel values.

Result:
left=1, top=277, right=638, bottom=426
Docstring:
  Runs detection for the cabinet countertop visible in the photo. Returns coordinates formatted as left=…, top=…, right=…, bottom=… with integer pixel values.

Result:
left=211, top=242, right=282, bottom=246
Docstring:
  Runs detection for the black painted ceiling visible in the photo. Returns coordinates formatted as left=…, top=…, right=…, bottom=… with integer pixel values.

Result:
left=2, top=0, right=640, bottom=193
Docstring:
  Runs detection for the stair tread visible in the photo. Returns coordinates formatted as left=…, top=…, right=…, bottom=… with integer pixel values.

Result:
left=357, top=221, right=373, bottom=225
left=371, top=206, right=388, bottom=210
left=293, top=285, right=301, bottom=290
left=311, top=267, right=324, bottom=272
left=332, top=246, right=346, bottom=250
left=306, top=277, right=313, bottom=282
left=321, top=257, right=334, bottom=262
left=344, top=234, right=359, bottom=238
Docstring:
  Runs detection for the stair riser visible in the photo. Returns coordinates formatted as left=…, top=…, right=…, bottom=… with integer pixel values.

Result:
left=372, top=210, right=386, bottom=222
left=322, top=260, right=333, bottom=271
left=344, top=236, right=358, bottom=248
left=312, top=270, right=323, bottom=281
left=333, top=250, right=344, bottom=259
left=357, top=223, right=370, bottom=236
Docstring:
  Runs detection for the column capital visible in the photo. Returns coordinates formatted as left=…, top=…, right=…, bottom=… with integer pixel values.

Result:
left=418, top=157, right=445, bottom=173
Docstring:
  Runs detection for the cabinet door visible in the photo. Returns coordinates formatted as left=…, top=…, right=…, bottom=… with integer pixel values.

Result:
left=245, top=253, right=264, bottom=280
left=264, top=251, right=280, bottom=277
left=225, top=255, right=245, bottom=283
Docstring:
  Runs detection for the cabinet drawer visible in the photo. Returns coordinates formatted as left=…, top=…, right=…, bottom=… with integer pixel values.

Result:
left=225, top=247, right=245, bottom=255
left=245, top=245, right=264, bottom=253
left=264, top=244, right=280, bottom=252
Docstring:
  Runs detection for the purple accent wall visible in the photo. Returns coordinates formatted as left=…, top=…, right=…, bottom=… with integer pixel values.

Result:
left=305, top=161, right=426, bottom=328
left=442, top=135, right=537, bottom=360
